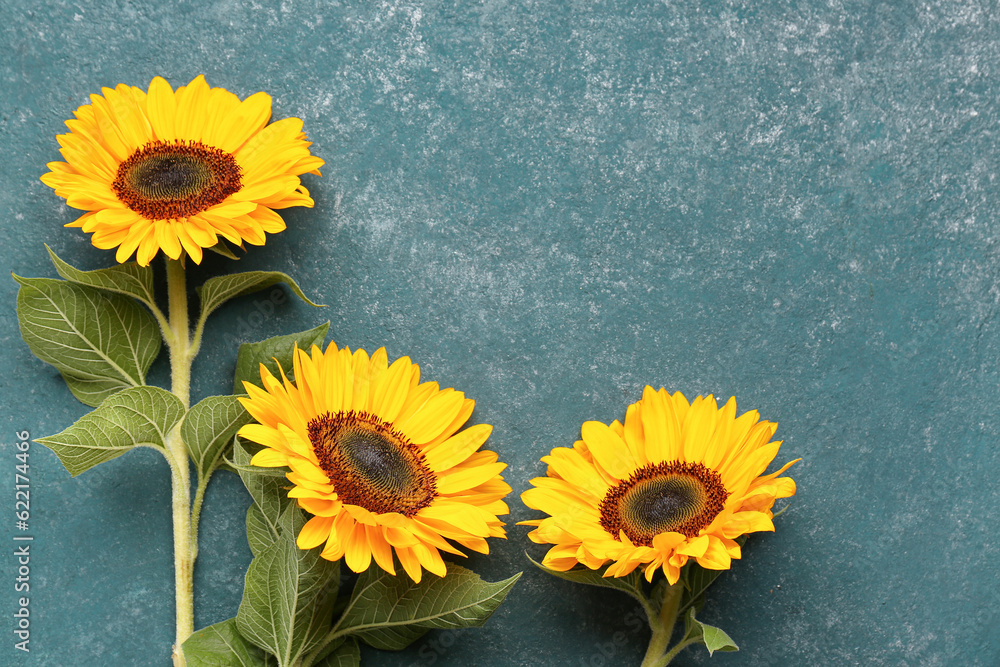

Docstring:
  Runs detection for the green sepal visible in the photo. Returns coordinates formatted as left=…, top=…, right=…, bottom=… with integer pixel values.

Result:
left=198, top=271, right=323, bottom=328
left=181, top=618, right=277, bottom=666
left=183, top=395, right=253, bottom=480
left=236, top=502, right=340, bottom=667
left=314, top=638, right=360, bottom=667
left=526, top=554, right=646, bottom=606
left=682, top=608, right=739, bottom=656
left=336, top=563, right=521, bottom=651
left=207, top=240, right=243, bottom=260
left=35, top=386, right=185, bottom=476
left=232, top=322, right=330, bottom=394
left=45, top=245, right=158, bottom=312
left=14, top=274, right=161, bottom=407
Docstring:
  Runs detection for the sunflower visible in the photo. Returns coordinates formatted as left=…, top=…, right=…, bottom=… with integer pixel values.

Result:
left=40, top=75, right=323, bottom=266
left=238, top=342, right=511, bottom=582
left=520, top=387, right=797, bottom=585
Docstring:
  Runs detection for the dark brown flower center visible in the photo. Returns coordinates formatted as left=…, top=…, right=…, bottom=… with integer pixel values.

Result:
left=308, top=411, right=437, bottom=516
left=599, top=461, right=728, bottom=546
left=112, top=140, right=241, bottom=220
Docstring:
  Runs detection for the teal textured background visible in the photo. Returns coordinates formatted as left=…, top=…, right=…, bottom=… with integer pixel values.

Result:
left=2, top=0, right=999, bottom=665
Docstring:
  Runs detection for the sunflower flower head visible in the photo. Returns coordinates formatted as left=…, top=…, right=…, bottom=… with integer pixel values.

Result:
left=238, top=342, right=512, bottom=583
left=520, top=387, right=798, bottom=585
left=41, top=75, right=324, bottom=266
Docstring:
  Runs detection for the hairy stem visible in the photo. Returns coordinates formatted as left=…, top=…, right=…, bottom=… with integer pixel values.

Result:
left=659, top=638, right=699, bottom=666
left=640, top=582, right=683, bottom=667
left=166, top=257, right=194, bottom=667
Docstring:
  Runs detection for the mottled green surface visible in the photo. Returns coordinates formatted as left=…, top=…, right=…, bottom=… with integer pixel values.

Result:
left=2, top=0, right=999, bottom=665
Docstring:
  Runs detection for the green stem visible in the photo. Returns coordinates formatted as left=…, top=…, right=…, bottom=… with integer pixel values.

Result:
left=659, top=638, right=700, bottom=666
left=640, top=582, right=683, bottom=667
left=189, top=471, right=214, bottom=563
left=166, top=258, right=192, bottom=406
left=299, top=623, right=342, bottom=667
left=299, top=593, right=355, bottom=667
left=166, top=257, right=194, bottom=667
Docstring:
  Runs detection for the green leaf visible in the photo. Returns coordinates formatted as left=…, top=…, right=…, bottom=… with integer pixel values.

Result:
left=46, top=245, right=158, bottom=311
left=198, top=271, right=322, bottom=326
left=232, top=322, right=330, bottom=395
left=336, top=563, right=521, bottom=651
left=234, top=440, right=293, bottom=512
left=233, top=439, right=296, bottom=555
left=14, top=274, right=161, bottom=407
left=246, top=504, right=279, bottom=558
left=683, top=608, right=739, bottom=656
left=314, top=638, right=360, bottom=667
left=35, top=386, right=184, bottom=476
left=527, top=554, right=646, bottom=606
left=236, top=503, right=340, bottom=666
left=182, top=618, right=276, bottom=667
left=183, top=395, right=253, bottom=480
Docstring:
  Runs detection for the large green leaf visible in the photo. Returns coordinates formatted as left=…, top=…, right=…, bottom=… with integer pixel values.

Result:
left=336, top=563, right=521, bottom=651
left=314, top=638, right=360, bottom=667
left=14, top=275, right=161, bottom=407
left=233, top=439, right=295, bottom=557
left=46, top=245, right=158, bottom=312
left=182, top=618, right=276, bottom=667
left=246, top=504, right=280, bottom=558
left=35, top=386, right=184, bottom=476
left=527, top=554, right=646, bottom=606
left=682, top=608, right=739, bottom=657
left=198, top=271, right=322, bottom=327
left=183, top=395, right=253, bottom=479
left=232, top=323, right=329, bottom=394
left=237, top=504, right=340, bottom=667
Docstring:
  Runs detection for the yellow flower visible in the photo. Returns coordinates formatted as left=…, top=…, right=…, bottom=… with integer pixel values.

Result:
left=520, top=388, right=797, bottom=585
left=238, top=342, right=511, bottom=583
left=41, top=75, right=323, bottom=266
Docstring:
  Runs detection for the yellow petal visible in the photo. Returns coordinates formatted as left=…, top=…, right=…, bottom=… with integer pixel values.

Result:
left=368, top=526, right=396, bottom=575
left=580, top=421, right=635, bottom=480
left=297, top=515, right=334, bottom=549
left=417, top=502, right=490, bottom=536
left=674, top=535, right=710, bottom=558
left=423, top=424, right=492, bottom=472
left=344, top=521, right=373, bottom=573
left=218, top=91, right=273, bottom=153
left=398, top=388, right=465, bottom=445
left=146, top=76, right=177, bottom=141
left=370, top=356, right=413, bottom=422
left=395, top=546, right=423, bottom=583
left=250, top=448, right=288, bottom=467
left=413, top=543, right=446, bottom=578
left=435, top=461, right=507, bottom=495
left=696, top=536, right=733, bottom=570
